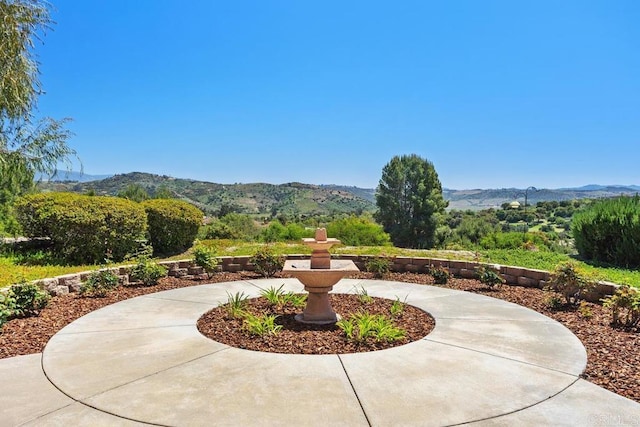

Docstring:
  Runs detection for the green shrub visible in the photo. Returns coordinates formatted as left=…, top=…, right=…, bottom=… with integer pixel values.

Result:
left=602, top=285, right=640, bottom=327
left=15, top=193, right=147, bottom=264
left=364, top=256, right=391, bottom=278
left=201, top=213, right=260, bottom=241
left=0, top=293, right=11, bottom=327
left=479, top=231, right=551, bottom=251
left=429, top=265, right=450, bottom=284
left=142, top=199, right=203, bottom=256
left=260, top=221, right=311, bottom=242
left=250, top=247, right=285, bottom=278
left=192, top=244, right=218, bottom=278
left=547, top=261, right=595, bottom=306
left=1, top=283, right=49, bottom=321
left=129, top=257, right=167, bottom=286
left=544, top=293, right=564, bottom=310
left=80, top=269, right=120, bottom=297
left=475, top=264, right=504, bottom=288
left=572, top=195, right=640, bottom=268
left=326, top=215, right=391, bottom=246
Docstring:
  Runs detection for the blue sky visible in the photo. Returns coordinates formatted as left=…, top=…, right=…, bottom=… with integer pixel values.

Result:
left=36, top=0, right=639, bottom=189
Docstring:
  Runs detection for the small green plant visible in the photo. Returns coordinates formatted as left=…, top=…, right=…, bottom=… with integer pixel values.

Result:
left=354, top=286, right=373, bottom=304
left=476, top=264, right=504, bottom=288
left=373, top=315, right=406, bottom=342
left=129, top=256, right=167, bottom=286
left=282, top=292, right=307, bottom=308
left=390, top=295, right=407, bottom=317
left=429, top=265, right=450, bottom=285
left=547, top=261, right=595, bottom=306
left=336, top=317, right=356, bottom=340
left=225, top=291, right=248, bottom=319
left=250, top=247, right=285, bottom=278
left=578, top=301, right=593, bottom=320
left=602, top=284, right=640, bottom=327
left=192, top=244, right=219, bottom=278
left=0, top=292, right=14, bottom=327
left=0, top=283, right=50, bottom=326
left=261, top=284, right=287, bottom=306
left=544, top=293, right=564, bottom=310
left=365, top=256, right=391, bottom=278
left=242, top=313, right=282, bottom=336
left=80, top=269, right=119, bottom=297
left=336, top=312, right=406, bottom=343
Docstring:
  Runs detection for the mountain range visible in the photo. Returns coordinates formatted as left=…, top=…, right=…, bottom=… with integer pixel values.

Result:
left=37, top=171, right=639, bottom=214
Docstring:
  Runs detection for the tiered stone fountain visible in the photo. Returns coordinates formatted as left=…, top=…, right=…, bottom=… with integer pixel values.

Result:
left=283, top=228, right=359, bottom=324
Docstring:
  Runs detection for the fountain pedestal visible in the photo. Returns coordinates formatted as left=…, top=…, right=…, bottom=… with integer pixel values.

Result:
left=282, top=229, right=359, bottom=324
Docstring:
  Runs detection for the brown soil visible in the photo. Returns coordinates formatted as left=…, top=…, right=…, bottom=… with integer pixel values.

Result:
left=197, top=293, right=434, bottom=354
left=1, top=271, right=638, bottom=403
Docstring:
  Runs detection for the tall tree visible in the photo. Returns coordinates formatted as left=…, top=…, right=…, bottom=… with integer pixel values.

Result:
left=0, top=0, right=76, bottom=233
left=0, top=0, right=76, bottom=184
left=375, top=154, right=448, bottom=248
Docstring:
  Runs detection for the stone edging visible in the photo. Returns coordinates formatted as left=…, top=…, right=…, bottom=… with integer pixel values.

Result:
left=22, top=254, right=620, bottom=303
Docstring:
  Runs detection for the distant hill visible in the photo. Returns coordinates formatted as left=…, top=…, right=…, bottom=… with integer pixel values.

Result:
left=38, top=172, right=376, bottom=217
left=37, top=171, right=639, bottom=213
left=36, top=170, right=113, bottom=183
left=443, top=186, right=639, bottom=210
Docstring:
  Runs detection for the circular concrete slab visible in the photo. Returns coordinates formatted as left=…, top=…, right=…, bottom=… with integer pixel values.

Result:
left=43, top=278, right=588, bottom=426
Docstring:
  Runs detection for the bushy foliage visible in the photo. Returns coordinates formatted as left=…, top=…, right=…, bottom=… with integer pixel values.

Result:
left=480, top=232, right=551, bottom=251
left=445, top=211, right=499, bottom=247
left=192, top=243, right=218, bottom=278
left=142, top=199, right=203, bottom=256
left=200, top=213, right=260, bottom=241
left=117, top=183, right=150, bottom=202
left=129, top=256, right=167, bottom=286
left=572, top=196, right=640, bottom=268
left=15, top=192, right=147, bottom=264
left=326, top=215, right=391, bottom=246
left=547, top=261, right=596, bottom=306
left=364, top=256, right=392, bottom=278
left=250, top=247, right=285, bottom=278
left=602, top=285, right=640, bottom=327
left=260, top=220, right=311, bottom=242
left=80, top=269, right=119, bottom=297
left=475, top=264, right=504, bottom=288
left=428, top=265, right=450, bottom=284
left=0, top=283, right=49, bottom=326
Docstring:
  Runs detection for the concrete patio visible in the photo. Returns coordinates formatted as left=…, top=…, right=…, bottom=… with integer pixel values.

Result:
left=2, top=278, right=639, bottom=426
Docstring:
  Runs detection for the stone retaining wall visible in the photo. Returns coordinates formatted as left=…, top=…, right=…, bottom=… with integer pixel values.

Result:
left=27, top=255, right=619, bottom=303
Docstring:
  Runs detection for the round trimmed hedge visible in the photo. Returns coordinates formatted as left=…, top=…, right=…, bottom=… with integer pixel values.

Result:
left=142, top=199, right=203, bottom=255
left=572, top=195, right=640, bottom=268
left=15, top=192, right=147, bottom=264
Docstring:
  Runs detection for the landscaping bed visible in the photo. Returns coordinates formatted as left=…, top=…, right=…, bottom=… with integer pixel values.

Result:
left=0, top=271, right=638, bottom=403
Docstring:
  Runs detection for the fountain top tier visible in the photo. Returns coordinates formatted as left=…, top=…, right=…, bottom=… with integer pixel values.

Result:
left=301, top=227, right=340, bottom=254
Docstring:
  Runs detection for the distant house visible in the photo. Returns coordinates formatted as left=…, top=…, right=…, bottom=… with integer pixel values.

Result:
left=509, top=201, right=521, bottom=209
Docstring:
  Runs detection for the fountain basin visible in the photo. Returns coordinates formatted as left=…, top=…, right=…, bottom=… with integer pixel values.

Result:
left=283, top=259, right=359, bottom=289
left=283, top=259, right=359, bottom=324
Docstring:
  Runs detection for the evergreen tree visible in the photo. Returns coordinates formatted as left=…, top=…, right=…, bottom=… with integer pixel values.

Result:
left=375, top=154, right=448, bottom=248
